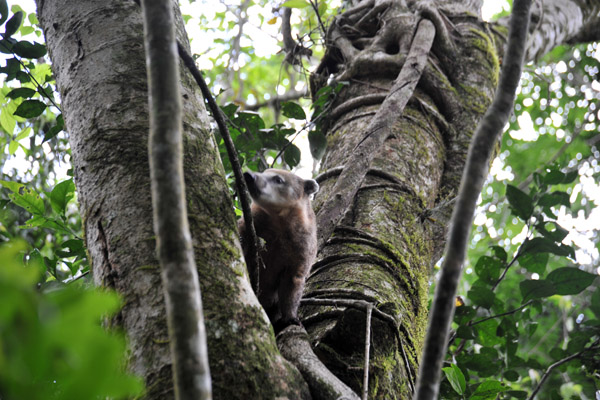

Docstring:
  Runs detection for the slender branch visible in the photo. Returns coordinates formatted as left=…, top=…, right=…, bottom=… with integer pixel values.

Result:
left=527, top=341, right=600, bottom=400
left=413, top=1, right=533, bottom=399
left=362, top=303, right=373, bottom=400
left=132, top=0, right=261, bottom=295
left=244, top=88, right=307, bottom=111
left=0, top=41, right=62, bottom=111
left=140, top=0, right=211, bottom=398
left=176, top=42, right=262, bottom=293
left=470, top=300, right=534, bottom=327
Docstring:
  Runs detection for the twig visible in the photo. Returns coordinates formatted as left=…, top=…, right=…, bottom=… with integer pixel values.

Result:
left=175, top=42, right=262, bottom=293
left=413, top=1, right=533, bottom=399
left=362, top=303, right=373, bottom=400
left=0, top=41, right=62, bottom=111
left=132, top=0, right=262, bottom=294
left=471, top=300, right=534, bottom=327
left=527, top=341, right=600, bottom=400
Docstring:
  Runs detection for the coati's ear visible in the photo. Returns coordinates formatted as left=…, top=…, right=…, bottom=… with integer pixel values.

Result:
left=304, top=179, right=319, bottom=195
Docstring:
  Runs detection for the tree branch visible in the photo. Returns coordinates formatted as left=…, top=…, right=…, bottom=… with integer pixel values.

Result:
left=140, top=0, right=211, bottom=398
left=314, top=17, right=435, bottom=250
left=412, top=1, right=533, bottom=399
left=527, top=342, right=600, bottom=400
left=277, top=325, right=360, bottom=400
left=176, top=42, right=262, bottom=294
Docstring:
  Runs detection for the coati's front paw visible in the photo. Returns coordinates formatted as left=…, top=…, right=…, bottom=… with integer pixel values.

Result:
left=273, top=317, right=303, bottom=334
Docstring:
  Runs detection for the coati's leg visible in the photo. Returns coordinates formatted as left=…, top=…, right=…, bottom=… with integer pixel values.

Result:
left=276, top=266, right=307, bottom=328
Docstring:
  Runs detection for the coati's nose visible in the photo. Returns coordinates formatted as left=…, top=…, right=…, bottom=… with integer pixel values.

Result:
left=243, top=172, right=255, bottom=185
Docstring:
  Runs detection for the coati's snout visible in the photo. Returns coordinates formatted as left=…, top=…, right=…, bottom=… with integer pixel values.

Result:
left=243, top=171, right=262, bottom=198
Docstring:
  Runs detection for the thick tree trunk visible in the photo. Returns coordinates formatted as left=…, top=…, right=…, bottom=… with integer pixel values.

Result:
left=303, top=0, right=600, bottom=398
left=35, top=0, right=309, bottom=399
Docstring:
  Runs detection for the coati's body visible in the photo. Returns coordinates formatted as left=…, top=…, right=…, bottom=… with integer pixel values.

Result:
left=238, top=169, right=319, bottom=331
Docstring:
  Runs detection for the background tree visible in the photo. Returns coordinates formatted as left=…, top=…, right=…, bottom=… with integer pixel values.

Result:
left=1, top=0, right=598, bottom=399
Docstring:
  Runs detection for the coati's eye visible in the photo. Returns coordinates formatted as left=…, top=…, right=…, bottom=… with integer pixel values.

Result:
left=272, top=176, right=284, bottom=184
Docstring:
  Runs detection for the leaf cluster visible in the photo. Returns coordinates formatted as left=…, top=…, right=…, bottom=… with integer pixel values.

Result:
left=0, top=241, right=143, bottom=400
left=442, top=171, right=599, bottom=400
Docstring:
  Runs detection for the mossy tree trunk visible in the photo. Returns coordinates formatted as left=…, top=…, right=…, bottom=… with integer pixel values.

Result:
left=34, top=0, right=600, bottom=398
left=302, top=0, right=600, bottom=398
left=35, top=0, right=309, bottom=399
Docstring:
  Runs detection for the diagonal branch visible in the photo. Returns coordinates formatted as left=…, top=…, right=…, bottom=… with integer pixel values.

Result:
left=316, top=18, right=436, bottom=250
left=413, top=1, right=533, bottom=399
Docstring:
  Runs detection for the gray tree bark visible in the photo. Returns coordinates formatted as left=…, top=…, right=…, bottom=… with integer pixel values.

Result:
left=33, top=0, right=600, bottom=398
left=35, top=0, right=308, bottom=399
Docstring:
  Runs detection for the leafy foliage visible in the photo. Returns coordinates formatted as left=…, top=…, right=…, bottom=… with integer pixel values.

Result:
left=443, top=38, right=600, bottom=399
left=0, top=241, right=144, bottom=400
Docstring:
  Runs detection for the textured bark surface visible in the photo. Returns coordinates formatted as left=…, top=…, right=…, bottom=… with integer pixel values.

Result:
left=303, top=2, right=500, bottom=397
left=35, top=0, right=309, bottom=399
left=302, top=0, right=600, bottom=398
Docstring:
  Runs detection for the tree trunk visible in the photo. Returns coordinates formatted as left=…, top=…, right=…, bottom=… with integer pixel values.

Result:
left=302, top=0, right=600, bottom=398
left=34, top=0, right=600, bottom=398
left=35, top=0, right=308, bottom=399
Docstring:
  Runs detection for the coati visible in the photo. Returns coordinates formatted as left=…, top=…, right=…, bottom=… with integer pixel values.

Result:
left=238, top=169, right=319, bottom=332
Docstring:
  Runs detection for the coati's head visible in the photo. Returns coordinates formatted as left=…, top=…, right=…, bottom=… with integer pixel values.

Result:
left=243, top=169, right=319, bottom=211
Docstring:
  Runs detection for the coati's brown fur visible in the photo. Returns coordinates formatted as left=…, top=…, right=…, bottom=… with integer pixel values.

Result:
left=238, top=169, right=319, bottom=332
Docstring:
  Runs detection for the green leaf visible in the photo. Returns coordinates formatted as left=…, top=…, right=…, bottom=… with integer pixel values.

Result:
left=468, top=285, right=495, bottom=309
left=562, top=170, right=578, bottom=184
left=281, top=101, right=306, bottom=119
left=474, top=256, right=502, bottom=284
left=14, top=99, right=46, bottom=118
left=281, top=0, right=310, bottom=8
left=506, top=185, right=533, bottom=221
left=517, top=252, right=548, bottom=274
left=539, top=191, right=570, bottom=208
left=503, top=370, right=519, bottom=382
left=50, top=179, right=75, bottom=216
left=546, top=267, right=597, bottom=295
left=15, top=126, right=31, bottom=141
left=3, top=10, right=22, bottom=38
left=491, top=245, right=507, bottom=262
left=543, top=169, right=565, bottom=184
left=520, top=237, right=574, bottom=258
left=13, top=40, right=47, bottom=58
left=505, top=390, right=528, bottom=399
left=0, top=0, right=8, bottom=25
left=460, top=351, right=499, bottom=377
left=9, top=187, right=45, bottom=216
left=470, top=380, right=504, bottom=400
left=6, top=87, right=36, bottom=99
left=43, top=113, right=64, bottom=142
left=520, top=279, right=556, bottom=302
left=1, top=105, right=16, bottom=133
left=0, top=179, right=23, bottom=193
left=284, top=144, right=301, bottom=167
left=442, top=364, right=466, bottom=395
left=477, top=320, right=503, bottom=347
left=8, top=139, right=19, bottom=154
left=536, top=221, right=569, bottom=242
